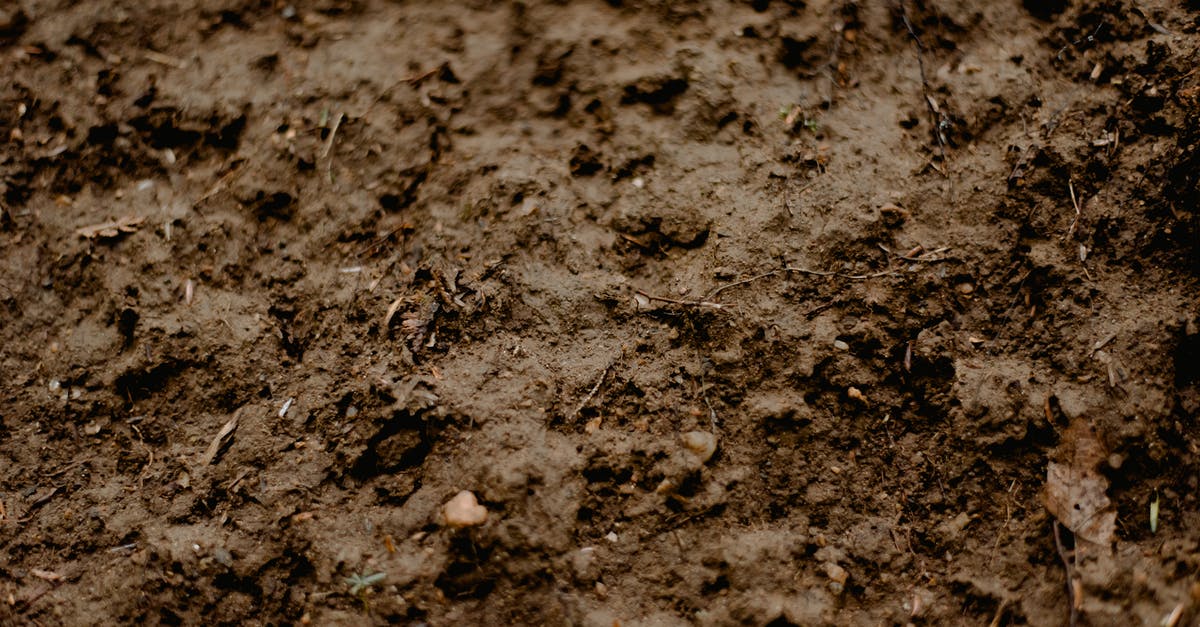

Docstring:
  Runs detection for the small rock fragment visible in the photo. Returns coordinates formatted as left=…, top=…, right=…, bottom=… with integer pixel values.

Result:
left=956, top=282, right=975, bottom=295
left=442, top=490, right=488, bottom=528
left=833, top=340, right=850, bottom=351
left=682, top=430, right=718, bottom=463
left=824, top=562, right=848, bottom=594
left=847, top=387, right=867, bottom=403
left=823, top=562, right=848, bottom=585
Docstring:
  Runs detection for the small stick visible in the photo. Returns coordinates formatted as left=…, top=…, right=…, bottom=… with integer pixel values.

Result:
left=635, top=289, right=726, bottom=310
left=877, top=243, right=952, bottom=262
left=900, top=2, right=949, bottom=176
left=143, top=49, right=186, bottom=69
left=784, top=266, right=895, bottom=280
left=1063, top=179, right=1081, bottom=240
left=987, top=599, right=1009, bottom=627
left=783, top=178, right=817, bottom=217
left=570, top=362, right=613, bottom=419
left=1163, top=603, right=1185, bottom=627
left=195, top=162, right=247, bottom=208
left=320, top=112, right=344, bottom=160
left=821, top=15, right=846, bottom=107
left=361, top=66, right=440, bottom=118
left=706, top=270, right=779, bottom=300
left=1053, top=521, right=1080, bottom=627
left=700, top=378, right=719, bottom=429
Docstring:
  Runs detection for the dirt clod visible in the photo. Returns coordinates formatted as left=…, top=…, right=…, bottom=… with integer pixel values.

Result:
left=442, top=491, right=488, bottom=528
left=681, top=430, right=718, bottom=463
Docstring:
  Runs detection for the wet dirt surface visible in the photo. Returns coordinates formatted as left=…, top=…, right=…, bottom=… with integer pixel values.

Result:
left=2, top=1, right=1200, bottom=624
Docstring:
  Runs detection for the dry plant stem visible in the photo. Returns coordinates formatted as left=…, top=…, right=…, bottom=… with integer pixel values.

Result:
left=700, top=263, right=900, bottom=305
left=988, top=599, right=1009, bottom=627
left=784, top=266, right=895, bottom=280
left=900, top=2, right=949, bottom=175
left=1053, top=521, right=1080, bottom=627
left=706, top=270, right=780, bottom=300
left=635, top=289, right=726, bottom=310
left=360, top=66, right=440, bottom=118
left=321, top=112, right=344, bottom=160
left=1064, top=179, right=1081, bottom=240
left=821, top=12, right=845, bottom=107
left=570, top=362, right=612, bottom=419
left=877, top=243, right=952, bottom=262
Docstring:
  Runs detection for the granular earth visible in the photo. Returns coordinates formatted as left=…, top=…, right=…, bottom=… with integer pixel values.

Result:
left=3, top=1, right=1200, bottom=625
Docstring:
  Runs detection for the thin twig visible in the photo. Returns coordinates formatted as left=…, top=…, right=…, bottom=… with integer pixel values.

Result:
left=988, top=599, right=1010, bottom=627
left=821, top=14, right=846, bottom=107
left=194, top=161, right=247, bottom=208
left=320, top=112, right=344, bottom=160
left=784, top=266, right=896, bottom=280
left=360, top=66, right=440, bottom=119
left=1063, top=179, right=1081, bottom=241
left=784, top=178, right=817, bottom=218
left=706, top=270, right=779, bottom=300
left=570, top=361, right=613, bottom=419
left=1053, top=521, right=1080, bottom=627
left=877, top=243, right=952, bottom=263
left=635, top=289, right=726, bottom=310
left=900, top=2, right=949, bottom=176
left=684, top=317, right=721, bottom=431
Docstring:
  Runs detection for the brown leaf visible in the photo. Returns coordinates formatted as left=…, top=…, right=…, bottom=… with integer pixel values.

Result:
left=1044, top=419, right=1116, bottom=545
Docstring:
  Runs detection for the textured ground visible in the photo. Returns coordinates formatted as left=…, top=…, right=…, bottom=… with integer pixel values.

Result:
left=3, top=1, right=1200, bottom=625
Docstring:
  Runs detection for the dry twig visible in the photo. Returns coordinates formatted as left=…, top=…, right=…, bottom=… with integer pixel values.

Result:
left=1053, top=521, right=1081, bottom=627
left=1063, top=179, right=1082, bottom=241
left=635, top=289, right=726, bottom=310
left=784, top=266, right=895, bottom=280
left=570, top=361, right=614, bottom=420
left=900, top=2, right=949, bottom=175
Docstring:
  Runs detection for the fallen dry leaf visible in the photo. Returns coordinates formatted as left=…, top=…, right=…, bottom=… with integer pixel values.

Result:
left=1044, top=419, right=1116, bottom=545
left=76, top=215, right=145, bottom=239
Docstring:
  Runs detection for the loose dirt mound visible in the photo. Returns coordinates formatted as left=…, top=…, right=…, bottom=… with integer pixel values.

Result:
left=3, top=1, right=1199, bottom=625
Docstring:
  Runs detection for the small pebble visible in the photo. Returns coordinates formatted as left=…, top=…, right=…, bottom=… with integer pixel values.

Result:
left=605, top=531, right=618, bottom=543
left=956, top=282, right=975, bottom=294
left=682, top=431, right=718, bottom=463
left=825, top=562, right=848, bottom=594
left=847, top=387, right=867, bottom=403
left=442, top=491, right=488, bottom=528
left=833, top=340, right=850, bottom=351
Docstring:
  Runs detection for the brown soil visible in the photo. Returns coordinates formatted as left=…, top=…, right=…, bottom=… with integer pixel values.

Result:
left=3, top=1, right=1200, bottom=625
